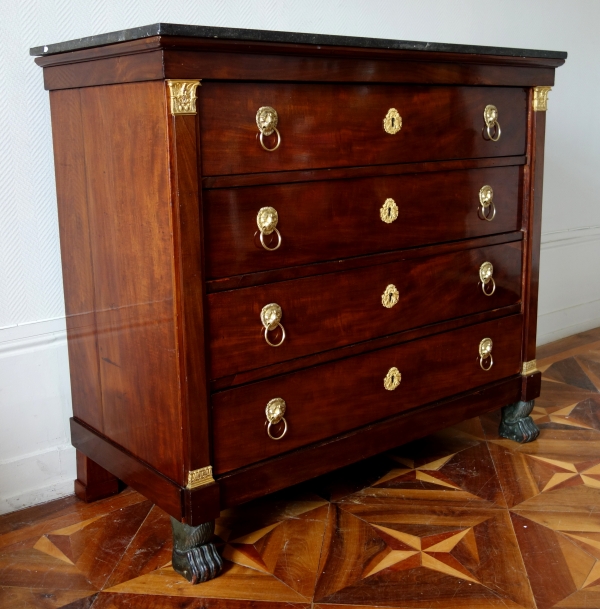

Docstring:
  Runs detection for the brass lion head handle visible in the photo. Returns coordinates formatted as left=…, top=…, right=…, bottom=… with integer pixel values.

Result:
left=257, top=207, right=282, bottom=251
left=479, top=261, right=496, bottom=296
left=256, top=106, right=281, bottom=152
left=479, top=338, right=494, bottom=371
left=260, top=303, right=286, bottom=347
left=265, top=397, right=288, bottom=440
left=478, top=185, right=496, bottom=221
left=483, top=105, right=501, bottom=141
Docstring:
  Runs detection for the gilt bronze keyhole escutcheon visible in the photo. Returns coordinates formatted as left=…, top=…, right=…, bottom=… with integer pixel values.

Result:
left=382, top=284, right=400, bottom=308
left=380, top=198, right=399, bottom=223
left=383, top=108, right=402, bottom=134
left=384, top=367, right=402, bottom=391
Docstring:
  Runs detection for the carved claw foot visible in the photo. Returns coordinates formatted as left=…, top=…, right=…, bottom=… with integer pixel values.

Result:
left=170, top=517, right=223, bottom=584
left=499, top=399, right=540, bottom=443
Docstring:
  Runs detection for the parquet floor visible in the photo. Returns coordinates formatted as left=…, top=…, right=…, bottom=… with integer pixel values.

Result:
left=2, top=327, right=600, bottom=609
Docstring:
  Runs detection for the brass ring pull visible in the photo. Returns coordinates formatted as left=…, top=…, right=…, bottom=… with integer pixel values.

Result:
left=479, top=261, right=496, bottom=297
left=259, top=129, right=281, bottom=152
left=260, top=229, right=282, bottom=251
left=261, top=303, right=286, bottom=347
left=267, top=418, right=288, bottom=440
left=478, top=185, right=496, bottom=222
left=263, top=324, right=286, bottom=347
left=256, top=106, right=281, bottom=152
left=257, top=207, right=282, bottom=251
left=479, top=338, right=494, bottom=371
left=482, top=278, right=496, bottom=296
left=484, top=105, right=501, bottom=141
left=266, top=398, right=288, bottom=441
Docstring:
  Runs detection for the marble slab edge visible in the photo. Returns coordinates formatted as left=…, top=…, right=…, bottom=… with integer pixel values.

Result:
left=30, top=22, right=568, bottom=59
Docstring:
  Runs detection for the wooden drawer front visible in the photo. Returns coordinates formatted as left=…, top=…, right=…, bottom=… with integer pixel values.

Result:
left=212, top=314, right=523, bottom=473
left=207, top=241, right=522, bottom=379
left=205, top=166, right=521, bottom=279
left=200, top=84, right=526, bottom=176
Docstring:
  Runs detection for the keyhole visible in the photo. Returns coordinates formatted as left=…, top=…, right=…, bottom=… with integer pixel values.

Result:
left=391, top=117, right=395, bottom=127
left=388, top=208, right=392, bottom=218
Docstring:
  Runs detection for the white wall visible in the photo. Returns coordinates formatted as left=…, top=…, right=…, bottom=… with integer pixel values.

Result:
left=1, top=0, right=599, bottom=513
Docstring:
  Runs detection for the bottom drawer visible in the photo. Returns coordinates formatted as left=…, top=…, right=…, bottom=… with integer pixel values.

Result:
left=212, top=315, right=523, bottom=473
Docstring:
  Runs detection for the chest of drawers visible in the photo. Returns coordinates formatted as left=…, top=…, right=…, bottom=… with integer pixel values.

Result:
left=32, top=24, right=566, bottom=584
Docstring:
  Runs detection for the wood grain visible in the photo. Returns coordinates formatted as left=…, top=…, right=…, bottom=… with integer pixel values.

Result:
left=212, top=315, right=523, bottom=473
left=204, top=165, right=521, bottom=279
left=74, top=451, right=120, bottom=503
left=76, top=81, right=184, bottom=483
left=49, top=88, right=104, bottom=432
left=207, top=241, right=522, bottom=379
left=202, top=155, right=526, bottom=190
left=218, top=374, right=522, bottom=506
left=166, top=109, right=213, bottom=479
left=200, top=84, right=527, bottom=176
left=522, top=93, right=547, bottom=363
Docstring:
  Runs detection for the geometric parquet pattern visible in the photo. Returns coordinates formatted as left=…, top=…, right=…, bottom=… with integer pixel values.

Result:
left=1, top=329, right=600, bottom=609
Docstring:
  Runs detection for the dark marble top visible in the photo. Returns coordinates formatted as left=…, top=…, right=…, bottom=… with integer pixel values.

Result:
left=30, top=23, right=567, bottom=59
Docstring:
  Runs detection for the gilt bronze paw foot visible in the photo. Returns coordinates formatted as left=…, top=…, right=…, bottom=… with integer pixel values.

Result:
left=499, top=399, right=540, bottom=443
left=170, top=517, right=223, bottom=584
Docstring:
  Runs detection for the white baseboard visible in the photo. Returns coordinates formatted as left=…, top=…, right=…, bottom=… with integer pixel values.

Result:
left=537, top=298, right=600, bottom=346
left=0, top=444, right=76, bottom=515
left=0, top=318, right=75, bottom=515
left=538, top=225, right=600, bottom=345
left=0, top=480, right=75, bottom=516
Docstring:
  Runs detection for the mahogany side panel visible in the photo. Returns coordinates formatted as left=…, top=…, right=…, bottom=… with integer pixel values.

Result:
left=49, top=88, right=103, bottom=431
left=76, top=81, right=184, bottom=483
left=207, top=241, right=522, bottom=379
left=200, top=84, right=527, bottom=176
left=166, top=107, right=214, bottom=476
left=217, top=374, right=522, bottom=507
left=212, top=314, right=523, bottom=473
left=204, top=165, right=522, bottom=279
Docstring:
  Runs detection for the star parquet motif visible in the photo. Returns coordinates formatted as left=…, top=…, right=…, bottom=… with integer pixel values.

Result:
left=1, top=330, right=600, bottom=608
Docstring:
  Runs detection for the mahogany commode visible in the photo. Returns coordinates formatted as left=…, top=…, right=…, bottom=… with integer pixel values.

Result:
left=31, top=24, right=566, bottom=584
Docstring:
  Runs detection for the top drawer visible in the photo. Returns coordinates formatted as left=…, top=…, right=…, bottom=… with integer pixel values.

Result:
left=200, top=84, right=527, bottom=176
